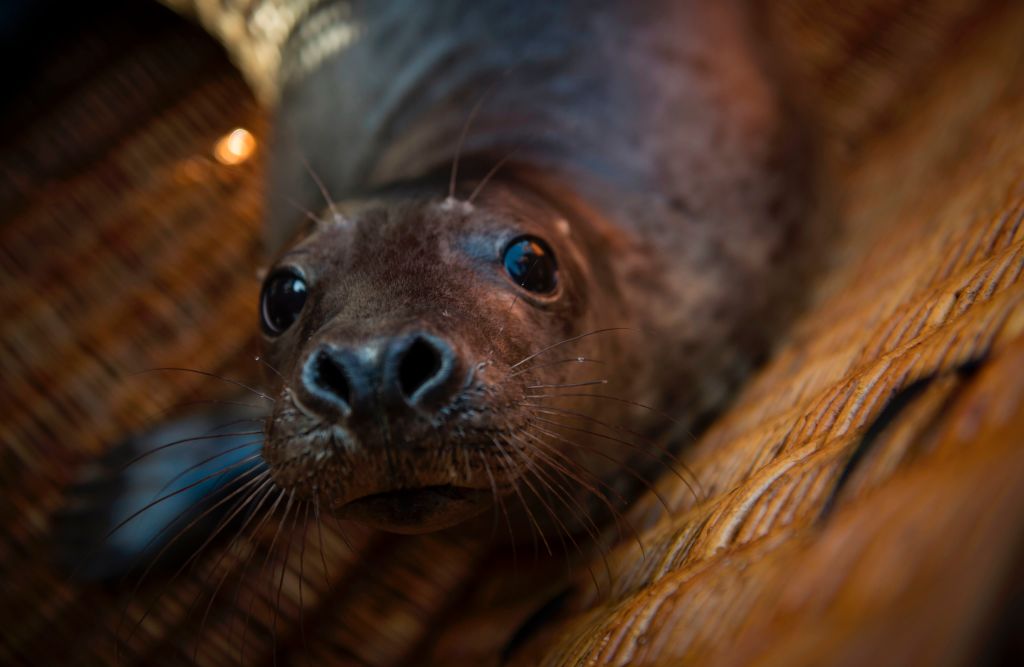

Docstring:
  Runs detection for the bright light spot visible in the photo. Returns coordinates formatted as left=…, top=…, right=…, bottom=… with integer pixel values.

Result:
left=213, top=128, right=257, bottom=165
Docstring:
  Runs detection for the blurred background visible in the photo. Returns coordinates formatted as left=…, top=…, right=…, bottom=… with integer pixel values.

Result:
left=1, top=0, right=1023, bottom=665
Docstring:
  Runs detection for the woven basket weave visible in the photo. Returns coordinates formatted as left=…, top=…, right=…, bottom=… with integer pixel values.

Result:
left=1, top=1, right=1022, bottom=665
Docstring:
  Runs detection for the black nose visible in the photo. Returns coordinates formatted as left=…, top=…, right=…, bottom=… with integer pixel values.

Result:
left=388, top=333, right=455, bottom=405
left=298, top=333, right=458, bottom=422
left=302, top=346, right=357, bottom=419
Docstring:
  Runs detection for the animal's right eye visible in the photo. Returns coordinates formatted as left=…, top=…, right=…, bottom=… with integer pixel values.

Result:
left=260, top=268, right=308, bottom=336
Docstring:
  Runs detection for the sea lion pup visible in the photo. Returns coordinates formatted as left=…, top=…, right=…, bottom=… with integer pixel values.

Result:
left=56, top=0, right=817, bottom=572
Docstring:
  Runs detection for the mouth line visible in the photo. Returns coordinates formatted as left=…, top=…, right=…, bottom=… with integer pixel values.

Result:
left=336, top=484, right=493, bottom=532
left=344, top=484, right=480, bottom=507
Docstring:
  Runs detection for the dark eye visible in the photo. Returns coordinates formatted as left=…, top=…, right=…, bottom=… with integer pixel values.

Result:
left=502, top=236, right=558, bottom=295
left=260, top=268, right=308, bottom=336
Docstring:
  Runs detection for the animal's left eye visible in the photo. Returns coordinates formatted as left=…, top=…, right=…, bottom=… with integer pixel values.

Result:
left=502, top=236, right=558, bottom=295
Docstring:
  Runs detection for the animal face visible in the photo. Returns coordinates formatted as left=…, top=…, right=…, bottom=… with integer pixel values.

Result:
left=258, top=185, right=641, bottom=533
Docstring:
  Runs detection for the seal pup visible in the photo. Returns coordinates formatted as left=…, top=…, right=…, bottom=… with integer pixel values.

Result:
left=257, top=0, right=816, bottom=534
left=57, top=0, right=817, bottom=572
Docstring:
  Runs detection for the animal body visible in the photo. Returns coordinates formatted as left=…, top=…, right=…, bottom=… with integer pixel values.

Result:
left=58, top=0, right=817, bottom=639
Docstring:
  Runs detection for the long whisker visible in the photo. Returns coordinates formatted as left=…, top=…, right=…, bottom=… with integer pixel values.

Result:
left=192, top=474, right=278, bottom=663
left=116, top=463, right=268, bottom=590
left=478, top=452, right=502, bottom=541
left=240, top=487, right=288, bottom=665
left=528, top=422, right=676, bottom=514
left=318, top=493, right=356, bottom=553
left=159, top=397, right=264, bottom=414
left=285, top=195, right=326, bottom=227
left=120, top=428, right=262, bottom=470
left=522, top=403, right=669, bottom=449
left=524, top=391, right=684, bottom=429
left=526, top=379, right=608, bottom=390
left=509, top=434, right=611, bottom=589
left=297, top=501, right=311, bottom=664
left=516, top=461, right=587, bottom=583
left=271, top=491, right=298, bottom=666
left=467, top=148, right=519, bottom=204
left=117, top=467, right=268, bottom=655
left=513, top=432, right=608, bottom=509
left=448, top=92, right=489, bottom=200
left=480, top=455, right=515, bottom=560
left=516, top=429, right=646, bottom=559
left=298, top=153, right=343, bottom=223
left=132, top=367, right=275, bottom=403
left=253, top=354, right=287, bottom=382
left=509, top=448, right=576, bottom=561
left=508, top=356, right=605, bottom=378
left=226, top=481, right=282, bottom=657
left=492, top=440, right=551, bottom=559
left=152, top=439, right=263, bottom=498
left=508, top=328, right=634, bottom=371
left=312, top=496, right=336, bottom=585
left=525, top=410, right=701, bottom=500
left=104, top=455, right=264, bottom=546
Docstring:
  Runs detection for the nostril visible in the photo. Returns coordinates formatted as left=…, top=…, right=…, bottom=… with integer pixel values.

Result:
left=311, top=349, right=352, bottom=408
left=397, top=336, right=446, bottom=400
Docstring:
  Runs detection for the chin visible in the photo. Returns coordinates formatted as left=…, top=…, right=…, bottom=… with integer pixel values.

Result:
left=336, top=485, right=494, bottom=534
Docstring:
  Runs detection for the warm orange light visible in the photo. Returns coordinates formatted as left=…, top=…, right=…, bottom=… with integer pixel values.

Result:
left=213, top=128, right=257, bottom=165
